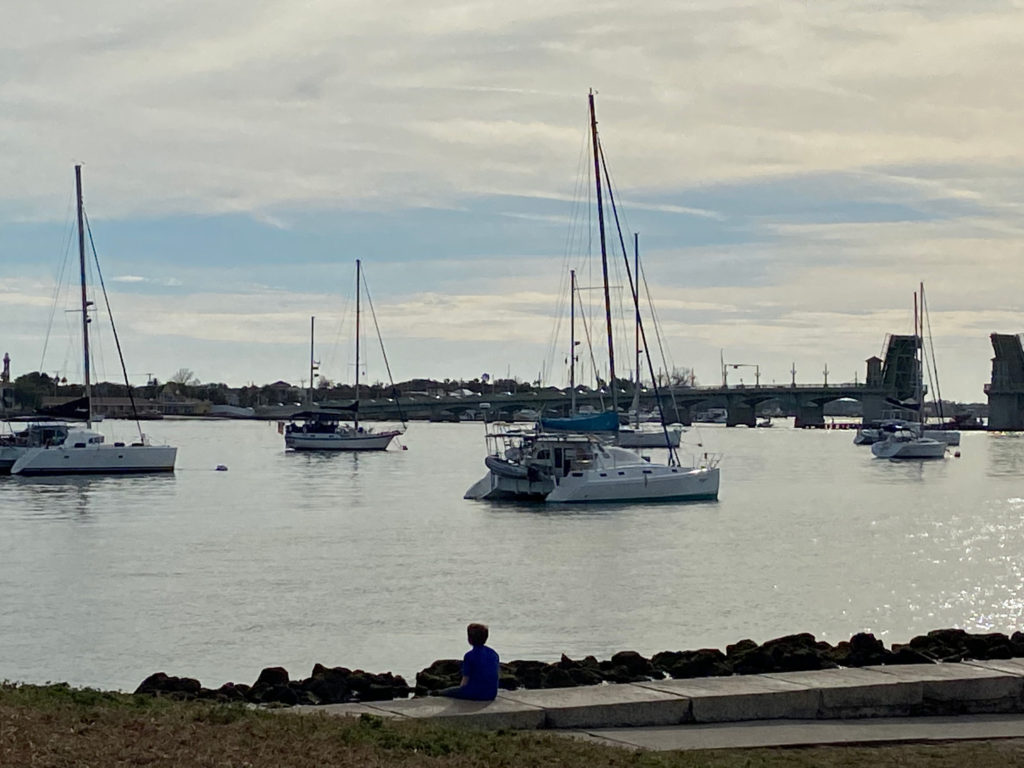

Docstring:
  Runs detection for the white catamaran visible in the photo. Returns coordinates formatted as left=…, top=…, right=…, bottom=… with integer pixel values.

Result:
left=11, top=166, right=177, bottom=476
left=465, top=92, right=720, bottom=503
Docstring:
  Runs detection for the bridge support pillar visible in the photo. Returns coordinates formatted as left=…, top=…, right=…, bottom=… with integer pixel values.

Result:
left=794, top=402, right=825, bottom=428
left=860, top=394, right=887, bottom=423
left=988, top=393, right=1024, bottom=430
left=725, top=396, right=756, bottom=427
left=658, top=401, right=693, bottom=426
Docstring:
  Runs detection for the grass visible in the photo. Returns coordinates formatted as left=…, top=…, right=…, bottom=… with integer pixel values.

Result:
left=2, top=682, right=1024, bottom=767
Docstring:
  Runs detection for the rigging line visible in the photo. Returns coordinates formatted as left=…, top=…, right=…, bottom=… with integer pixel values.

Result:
left=599, top=144, right=679, bottom=463
left=921, top=288, right=944, bottom=420
left=639, top=256, right=682, bottom=413
left=84, top=211, right=144, bottom=440
left=40, top=191, right=78, bottom=373
left=359, top=269, right=406, bottom=429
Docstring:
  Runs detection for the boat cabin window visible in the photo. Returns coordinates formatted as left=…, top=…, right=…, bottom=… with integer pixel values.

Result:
left=553, top=448, right=563, bottom=470
left=535, top=449, right=550, bottom=461
left=73, top=442, right=86, bottom=448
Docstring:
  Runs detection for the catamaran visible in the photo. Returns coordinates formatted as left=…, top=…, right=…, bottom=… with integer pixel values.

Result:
left=11, top=166, right=176, bottom=476
left=465, top=92, right=720, bottom=503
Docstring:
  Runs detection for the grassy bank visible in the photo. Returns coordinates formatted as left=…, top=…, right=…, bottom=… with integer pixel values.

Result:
left=2, top=683, right=1023, bottom=767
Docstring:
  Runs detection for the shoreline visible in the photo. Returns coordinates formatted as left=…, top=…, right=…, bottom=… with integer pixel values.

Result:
left=129, top=626, right=1024, bottom=708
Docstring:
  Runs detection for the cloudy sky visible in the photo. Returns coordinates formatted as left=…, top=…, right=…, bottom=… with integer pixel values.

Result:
left=2, top=1, right=1023, bottom=401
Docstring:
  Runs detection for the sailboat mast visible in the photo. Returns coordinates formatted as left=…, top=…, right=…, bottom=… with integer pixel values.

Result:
left=570, top=269, right=577, bottom=415
left=634, top=232, right=640, bottom=429
left=589, top=91, right=617, bottom=412
left=914, top=286, right=921, bottom=427
left=308, top=315, right=315, bottom=405
left=354, top=259, right=361, bottom=430
left=75, top=165, right=92, bottom=429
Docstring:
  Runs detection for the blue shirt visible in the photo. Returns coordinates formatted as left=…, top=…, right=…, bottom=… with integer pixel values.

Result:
left=461, top=644, right=500, bottom=700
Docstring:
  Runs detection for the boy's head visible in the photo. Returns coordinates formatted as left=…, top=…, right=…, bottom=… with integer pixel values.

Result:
left=467, top=623, right=489, bottom=647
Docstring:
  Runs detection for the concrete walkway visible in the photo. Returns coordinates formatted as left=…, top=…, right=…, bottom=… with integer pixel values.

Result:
left=570, top=714, right=1024, bottom=751
left=297, top=658, right=1024, bottom=748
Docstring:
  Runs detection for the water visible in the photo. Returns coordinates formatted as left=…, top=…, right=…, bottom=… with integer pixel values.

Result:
left=1, top=419, right=1022, bottom=692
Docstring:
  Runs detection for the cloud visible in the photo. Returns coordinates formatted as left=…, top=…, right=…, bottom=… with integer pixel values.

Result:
left=1, top=1, right=1023, bottom=401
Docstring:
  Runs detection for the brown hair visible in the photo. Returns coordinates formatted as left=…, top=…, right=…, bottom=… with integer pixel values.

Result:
left=467, top=623, right=489, bottom=646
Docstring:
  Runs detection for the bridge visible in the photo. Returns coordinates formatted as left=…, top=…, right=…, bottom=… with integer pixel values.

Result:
left=350, top=333, right=921, bottom=427
left=986, top=333, right=1024, bottom=429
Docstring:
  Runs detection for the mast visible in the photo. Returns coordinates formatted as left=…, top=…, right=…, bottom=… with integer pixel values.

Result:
left=308, top=316, right=316, bottom=406
left=354, top=259, right=361, bottom=431
left=589, top=91, right=617, bottom=412
left=914, top=286, right=921, bottom=427
left=634, top=232, right=640, bottom=429
left=570, top=269, right=577, bottom=415
left=75, top=165, right=93, bottom=429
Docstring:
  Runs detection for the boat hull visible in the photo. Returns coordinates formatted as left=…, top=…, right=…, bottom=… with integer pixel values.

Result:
left=871, top=438, right=946, bottom=459
left=11, top=445, right=177, bottom=475
left=285, top=430, right=400, bottom=451
left=856, top=428, right=960, bottom=446
left=464, top=464, right=719, bottom=503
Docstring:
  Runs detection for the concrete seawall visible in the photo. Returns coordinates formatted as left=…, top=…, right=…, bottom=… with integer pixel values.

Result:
left=298, top=659, right=1024, bottom=731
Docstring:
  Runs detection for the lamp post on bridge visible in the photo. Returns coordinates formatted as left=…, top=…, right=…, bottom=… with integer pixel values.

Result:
left=723, top=362, right=761, bottom=388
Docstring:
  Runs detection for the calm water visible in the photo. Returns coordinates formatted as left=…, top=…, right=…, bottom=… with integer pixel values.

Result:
left=1, top=419, right=1022, bottom=692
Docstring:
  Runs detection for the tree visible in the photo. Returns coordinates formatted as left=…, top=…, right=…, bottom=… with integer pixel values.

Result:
left=169, top=368, right=199, bottom=386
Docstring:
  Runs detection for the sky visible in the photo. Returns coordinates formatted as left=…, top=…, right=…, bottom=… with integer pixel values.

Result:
left=3, top=1, right=1024, bottom=402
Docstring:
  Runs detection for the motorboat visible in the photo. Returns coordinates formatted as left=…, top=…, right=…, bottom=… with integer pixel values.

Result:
left=284, top=410, right=401, bottom=451
left=464, top=427, right=719, bottom=503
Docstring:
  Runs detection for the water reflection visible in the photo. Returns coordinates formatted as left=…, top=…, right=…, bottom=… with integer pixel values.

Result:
left=987, top=434, right=1024, bottom=476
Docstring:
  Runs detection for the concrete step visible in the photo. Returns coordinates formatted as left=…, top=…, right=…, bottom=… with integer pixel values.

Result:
left=296, top=659, right=1024, bottom=731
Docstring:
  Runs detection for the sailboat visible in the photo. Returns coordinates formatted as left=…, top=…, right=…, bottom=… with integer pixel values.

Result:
left=284, top=259, right=404, bottom=451
left=871, top=283, right=949, bottom=460
left=465, top=92, right=720, bottom=503
left=11, top=166, right=177, bottom=476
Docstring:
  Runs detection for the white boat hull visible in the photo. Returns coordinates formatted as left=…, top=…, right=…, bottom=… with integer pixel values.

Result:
left=285, top=430, right=400, bottom=451
left=11, top=444, right=177, bottom=475
left=871, top=437, right=946, bottom=460
left=856, top=428, right=960, bottom=446
left=465, top=464, right=719, bottom=503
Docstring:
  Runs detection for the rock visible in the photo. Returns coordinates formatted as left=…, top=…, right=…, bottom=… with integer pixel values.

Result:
left=609, top=651, right=654, bottom=677
left=653, top=649, right=731, bottom=679
left=254, top=666, right=290, bottom=687
left=415, top=659, right=462, bottom=693
left=134, top=672, right=202, bottom=699
left=506, top=660, right=547, bottom=689
left=725, top=639, right=758, bottom=658
left=255, top=684, right=298, bottom=705
left=566, top=667, right=604, bottom=686
left=300, top=666, right=352, bottom=704
left=964, top=632, right=1013, bottom=660
left=214, top=682, right=249, bottom=702
left=541, top=666, right=577, bottom=688
left=841, top=632, right=894, bottom=667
